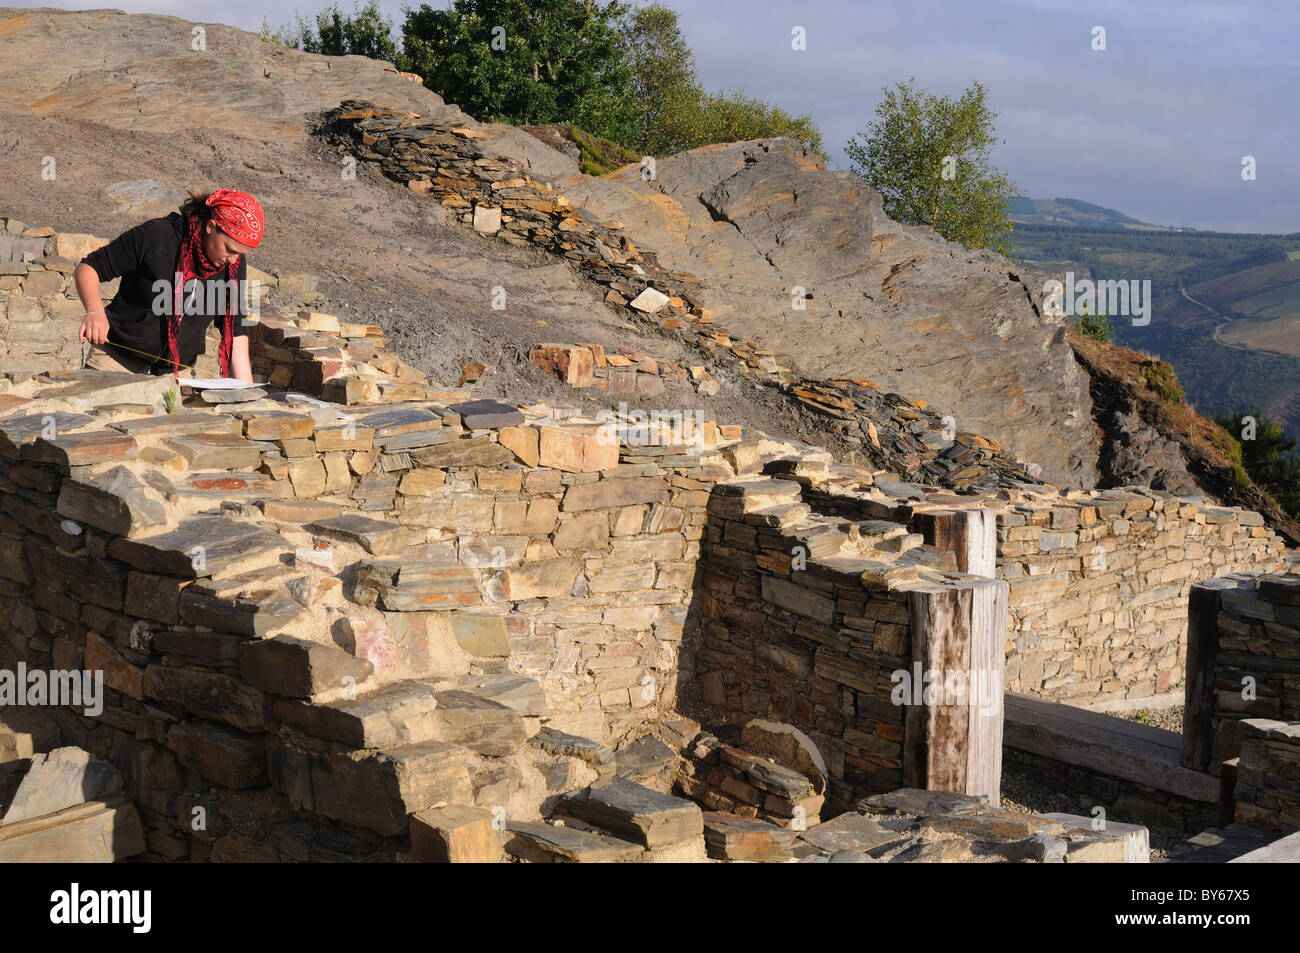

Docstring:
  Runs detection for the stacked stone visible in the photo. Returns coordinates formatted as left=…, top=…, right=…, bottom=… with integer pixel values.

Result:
left=1233, top=718, right=1300, bottom=832
left=0, top=222, right=109, bottom=378
left=677, top=731, right=824, bottom=827
left=1186, top=572, right=1300, bottom=776
left=688, top=470, right=985, bottom=813
left=0, top=353, right=749, bottom=858
left=324, top=103, right=1044, bottom=494
left=324, top=101, right=705, bottom=324
left=997, top=489, right=1286, bottom=707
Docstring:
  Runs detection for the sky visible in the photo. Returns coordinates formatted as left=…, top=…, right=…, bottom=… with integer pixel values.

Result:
left=13, top=0, right=1300, bottom=232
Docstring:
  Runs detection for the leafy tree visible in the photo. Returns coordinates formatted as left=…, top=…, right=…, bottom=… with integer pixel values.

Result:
left=616, top=3, right=701, bottom=155
left=846, top=79, right=1017, bottom=255
left=613, top=3, right=821, bottom=156
left=1210, top=410, right=1300, bottom=517
left=400, top=0, right=639, bottom=146
left=263, top=2, right=399, bottom=61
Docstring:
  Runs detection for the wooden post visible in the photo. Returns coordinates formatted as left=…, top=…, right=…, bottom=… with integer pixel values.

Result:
left=1182, top=582, right=1223, bottom=772
left=903, top=577, right=1007, bottom=803
left=913, top=509, right=996, bottom=577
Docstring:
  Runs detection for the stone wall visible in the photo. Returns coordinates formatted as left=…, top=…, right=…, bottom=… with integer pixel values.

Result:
left=996, top=490, right=1285, bottom=709
left=1233, top=718, right=1300, bottom=833
left=1183, top=571, right=1300, bottom=776
left=686, top=470, right=1008, bottom=815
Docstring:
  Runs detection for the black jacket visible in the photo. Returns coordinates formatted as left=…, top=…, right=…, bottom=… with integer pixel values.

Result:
left=80, top=212, right=252, bottom=375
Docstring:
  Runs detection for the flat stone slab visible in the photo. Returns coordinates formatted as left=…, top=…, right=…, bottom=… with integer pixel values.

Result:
left=357, top=560, right=481, bottom=611
left=615, top=735, right=678, bottom=783
left=447, top=399, right=525, bottom=430
left=504, top=820, right=644, bottom=863
left=196, top=386, right=268, bottom=403
left=162, top=432, right=266, bottom=469
left=798, top=811, right=915, bottom=855
left=20, top=431, right=138, bottom=467
left=858, top=788, right=990, bottom=818
left=309, top=514, right=410, bottom=555
left=109, top=515, right=288, bottom=578
left=273, top=679, right=438, bottom=748
left=110, top=411, right=244, bottom=437
left=1037, top=813, right=1150, bottom=863
left=457, top=674, right=549, bottom=717
left=432, top=690, right=526, bottom=757
left=557, top=776, right=703, bottom=849
left=703, top=811, right=795, bottom=862
left=2, top=747, right=123, bottom=824
left=0, top=411, right=96, bottom=454
left=533, top=728, right=615, bottom=770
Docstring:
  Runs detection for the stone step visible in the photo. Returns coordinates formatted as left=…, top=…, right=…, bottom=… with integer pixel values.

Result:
left=267, top=735, right=471, bottom=837
left=504, top=819, right=644, bottom=863
left=554, top=775, right=704, bottom=849
left=703, top=811, right=795, bottom=862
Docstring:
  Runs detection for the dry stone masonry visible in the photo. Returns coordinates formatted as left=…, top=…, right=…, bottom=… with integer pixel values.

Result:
left=0, top=212, right=1293, bottom=863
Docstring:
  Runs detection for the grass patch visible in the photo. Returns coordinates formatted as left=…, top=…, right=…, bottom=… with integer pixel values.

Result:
left=1142, top=360, right=1184, bottom=405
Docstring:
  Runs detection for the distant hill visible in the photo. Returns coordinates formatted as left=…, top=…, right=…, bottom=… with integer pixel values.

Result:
left=1009, top=196, right=1171, bottom=231
left=1010, top=219, right=1300, bottom=439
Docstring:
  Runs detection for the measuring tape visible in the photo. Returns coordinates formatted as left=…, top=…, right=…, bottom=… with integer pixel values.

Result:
left=81, top=339, right=199, bottom=376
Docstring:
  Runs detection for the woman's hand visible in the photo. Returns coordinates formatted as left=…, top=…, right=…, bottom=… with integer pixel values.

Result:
left=79, top=311, right=109, bottom=345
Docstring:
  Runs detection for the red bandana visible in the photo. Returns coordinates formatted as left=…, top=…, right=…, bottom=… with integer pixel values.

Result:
left=206, top=188, right=264, bottom=248
left=167, top=190, right=263, bottom=379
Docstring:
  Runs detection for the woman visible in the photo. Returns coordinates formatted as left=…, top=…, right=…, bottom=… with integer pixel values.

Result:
left=74, top=188, right=265, bottom=383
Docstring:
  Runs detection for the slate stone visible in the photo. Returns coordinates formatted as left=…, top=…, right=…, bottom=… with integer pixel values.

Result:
left=374, top=428, right=457, bottom=452
left=179, top=588, right=305, bottom=637
left=446, top=399, right=525, bottom=429
left=556, top=776, right=704, bottom=848
left=457, top=674, right=549, bottom=716
left=197, top=387, right=267, bottom=403
left=703, top=811, right=795, bottom=862
left=2, top=747, right=123, bottom=824
left=143, top=665, right=271, bottom=732
left=797, top=811, right=915, bottom=855
left=110, top=412, right=243, bottom=438
left=239, top=634, right=375, bottom=699
left=410, top=436, right=514, bottom=468
left=166, top=721, right=267, bottom=788
left=309, top=514, right=409, bottom=555
left=615, top=735, right=678, bottom=783
left=108, top=515, right=288, bottom=578
left=504, top=820, right=643, bottom=863
left=411, top=804, right=501, bottom=863
left=533, top=728, right=615, bottom=772
left=162, top=433, right=265, bottom=469
left=21, top=431, right=138, bottom=467
left=289, top=738, right=471, bottom=837
left=432, top=689, right=527, bottom=757
left=272, top=680, right=439, bottom=748
left=357, top=560, right=482, bottom=611
left=56, top=465, right=167, bottom=537
left=449, top=613, right=510, bottom=657
left=857, top=788, right=989, bottom=819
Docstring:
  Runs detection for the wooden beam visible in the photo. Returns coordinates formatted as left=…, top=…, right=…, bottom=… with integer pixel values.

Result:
left=1182, top=583, right=1222, bottom=772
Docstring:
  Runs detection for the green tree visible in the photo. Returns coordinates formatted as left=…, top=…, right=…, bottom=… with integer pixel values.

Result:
left=264, top=2, right=399, bottom=61
left=400, top=0, right=639, bottom=146
left=693, top=89, right=822, bottom=156
left=616, top=2, right=701, bottom=155
left=846, top=79, right=1017, bottom=255
left=1210, top=410, right=1300, bottom=517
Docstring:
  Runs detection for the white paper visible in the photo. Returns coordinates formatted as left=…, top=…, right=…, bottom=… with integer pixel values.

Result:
left=181, top=377, right=256, bottom=390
